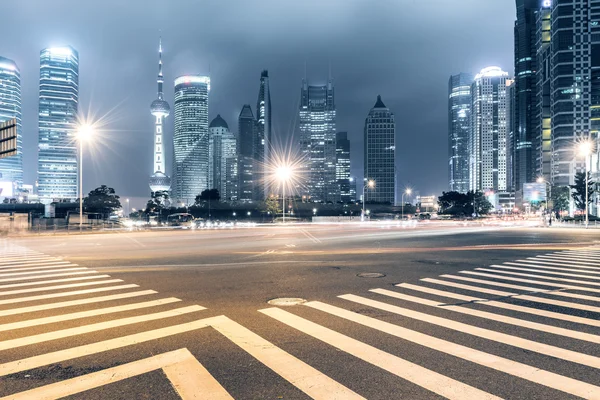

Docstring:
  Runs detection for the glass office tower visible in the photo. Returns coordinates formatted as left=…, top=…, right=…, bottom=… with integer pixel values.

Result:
left=448, top=73, right=472, bottom=193
left=0, top=56, right=22, bottom=193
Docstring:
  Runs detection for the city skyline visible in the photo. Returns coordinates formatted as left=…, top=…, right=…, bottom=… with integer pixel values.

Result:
left=0, top=1, right=513, bottom=202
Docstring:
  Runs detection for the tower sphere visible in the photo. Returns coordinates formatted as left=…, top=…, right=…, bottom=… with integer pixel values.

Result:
left=151, top=99, right=170, bottom=117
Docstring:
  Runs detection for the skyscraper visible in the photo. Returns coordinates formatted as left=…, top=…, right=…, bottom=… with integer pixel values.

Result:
left=299, top=78, right=338, bottom=202
left=513, top=0, right=539, bottom=192
left=470, top=67, right=510, bottom=192
left=364, top=95, right=396, bottom=204
left=172, top=75, right=210, bottom=205
left=0, top=56, right=22, bottom=193
left=448, top=73, right=472, bottom=193
left=149, top=39, right=171, bottom=194
left=208, top=115, right=238, bottom=201
left=255, top=70, right=271, bottom=199
left=38, top=47, right=79, bottom=201
left=238, top=105, right=255, bottom=202
left=336, top=132, right=352, bottom=203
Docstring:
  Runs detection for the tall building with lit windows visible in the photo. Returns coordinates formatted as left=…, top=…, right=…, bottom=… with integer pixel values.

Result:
left=336, top=132, right=352, bottom=202
left=238, top=104, right=255, bottom=202
left=298, top=78, right=338, bottom=202
left=470, top=67, right=510, bottom=192
left=255, top=70, right=271, bottom=199
left=364, top=95, right=396, bottom=204
left=37, top=46, right=79, bottom=201
left=208, top=115, right=238, bottom=201
left=172, top=75, right=210, bottom=205
left=448, top=73, right=472, bottom=193
left=0, top=56, right=22, bottom=194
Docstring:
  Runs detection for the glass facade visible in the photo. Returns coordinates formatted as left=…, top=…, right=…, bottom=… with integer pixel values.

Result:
left=208, top=115, right=238, bottom=201
left=255, top=70, right=271, bottom=200
left=364, top=95, right=396, bottom=205
left=37, top=47, right=79, bottom=201
left=299, top=79, right=338, bottom=202
left=448, top=73, right=472, bottom=193
left=336, top=132, right=352, bottom=202
left=238, top=104, right=255, bottom=202
left=172, top=75, right=210, bottom=205
left=0, top=56, right=22, bottom=191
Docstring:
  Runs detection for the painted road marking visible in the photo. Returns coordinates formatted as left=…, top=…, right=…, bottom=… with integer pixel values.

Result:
left=260, top=307, right=501, bottom=400
left=491, top=264, right=600, bottom=280
left=0, top=305, right=205, bottom=351
left=0, top=279, right=123, bottom=297
left=0, top=348, right=233, bottom=400
left=505, top=262, right=600, bottom=274
left=0, top=263, right=78, bottom=273
left=475, top=268, right=600, bottom=288
left=0, top=284, right=139, bottom=306
left=533, top=255, right=600, bottom=265
left=0, top=267, right=88, bottom=278
left=306, top=300, right=600, bottom=400
left=0, top=270, right=99, bottom=284
left=0, top=275, right=111, bottom=290
left=0, top=260, right=70, bottom=269
left=0, top=297, right=182, bottom=333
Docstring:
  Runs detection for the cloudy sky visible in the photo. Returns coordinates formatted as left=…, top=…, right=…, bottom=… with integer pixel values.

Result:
left=2, top=0, right=514, bottom=207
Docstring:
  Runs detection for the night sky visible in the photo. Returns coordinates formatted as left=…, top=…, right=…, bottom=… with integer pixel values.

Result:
left=1, top=0, right=513, bottom=208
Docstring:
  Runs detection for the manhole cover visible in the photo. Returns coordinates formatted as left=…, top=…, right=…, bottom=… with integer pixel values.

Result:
left=267, top=297, right=307, bottom=306
left=357, top=272, right=386, bottom=278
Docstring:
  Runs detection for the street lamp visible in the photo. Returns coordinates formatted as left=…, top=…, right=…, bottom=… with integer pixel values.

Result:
left=536, top=177, right=552, bottom=219
left=402, top=188, right=412, bottom=220
left=276, top=165, right=292, bottom=223
left=579, top=140, right=593, bottom=228
left=126, top=198, right=130, bottom=217
left=362, top=179, right=375, bottom=220
left=77, top=124, right=94, bottom=232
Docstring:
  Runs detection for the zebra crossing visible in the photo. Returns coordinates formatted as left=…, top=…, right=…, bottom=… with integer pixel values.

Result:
left=1, top=240, right=600, bottom=399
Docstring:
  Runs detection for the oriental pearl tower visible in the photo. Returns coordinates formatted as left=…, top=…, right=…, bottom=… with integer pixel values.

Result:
left=149, top=38, right=171, bottom=193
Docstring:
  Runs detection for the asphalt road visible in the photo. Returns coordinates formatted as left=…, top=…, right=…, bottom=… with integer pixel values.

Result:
left=1, top=222, right=600, bottom=399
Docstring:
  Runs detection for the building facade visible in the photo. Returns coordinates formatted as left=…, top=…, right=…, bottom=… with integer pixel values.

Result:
left=513, top=0, right=539, bottom=192
left=0, top=57, right=22, bottom=193
left=470, top=67, right=510, bottom=192
left=255, top=70, right=271, bottom=199
left=448, top=73, right=472, bottom=193
left=149, top=39, right=171, bottom=194
left=336, top=132, right=352, bottom=202
left=298, top=78, right=338, bottom=202
left=172, top=75, right=210, bottom=205
left=364, top=95, right=396, bottom=204
left=208, top=115, right=238, bottom=201
left=238, top=104, right=255, bottom=202
left=37, top=47, right=79, bottom=201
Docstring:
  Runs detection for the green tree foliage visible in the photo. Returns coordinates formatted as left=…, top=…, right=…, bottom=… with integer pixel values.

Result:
left=145, top=191, right=169, bottom=215
left=83, top=185, right=121, bottom=217
left=261, top=195, right=281, bottom=218
left=195, top=189, right=220, bottom=205
left=437, top=191, right=492, bottom=216
left=569, top=172, right=596, bottom=211
left=550, top=186, right=570, bottom=213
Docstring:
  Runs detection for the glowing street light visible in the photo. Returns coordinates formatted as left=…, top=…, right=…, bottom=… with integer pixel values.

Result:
left=77, top=124, right=94, bottom=232
left=578, top=140, right=594, bottom=228
left=402, top=188, right=413, bottom=220
left=362, top=179, right=375, bottom=220
left=276, top=165, right=293, bottom=223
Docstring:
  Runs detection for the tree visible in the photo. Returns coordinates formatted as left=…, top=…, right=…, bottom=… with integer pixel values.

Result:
left=195, top=189, right=220, bottom=205
left=570, top=172, right=596, bottom=211
left=551, top=186, right=570, bottom=213
left=83, top=185, right=121, bottom=217
left=471, top=191, right=493, bottom=215
left=261, top=195, right=281, bottom=218
left=437, top=191, right=492, bottom=216
left=145, top=191, right=169, bottom=216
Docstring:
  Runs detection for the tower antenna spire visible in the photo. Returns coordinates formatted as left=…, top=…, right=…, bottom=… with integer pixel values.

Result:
left=157, top=37, right=164, bottom=100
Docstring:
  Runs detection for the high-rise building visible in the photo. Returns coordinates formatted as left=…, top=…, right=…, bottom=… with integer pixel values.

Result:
left=336, top=132, right=352, bottom=203
left=208, top=115, right=238, bottom=201
left=513, top=0, right=539, bottom=192
left=534, top=0, right=600, bottom=188
left=0, top=57, right=22, bottom=193
left=255, top=70, right=271, bottom=199
left=299, top=78, right=338, bottom=202
left=364, top=95, right=396, bottom=204
left=448, top=73, right=472, bottom=193
left=172, top=75, right=210, bottom=205
left=238, top=105, right=255, bottom=202
left=37, top=47, right=79, bottom=201
left=149, top=39, right=171, bottom=194
left=470, top=67, right=510, bottom=192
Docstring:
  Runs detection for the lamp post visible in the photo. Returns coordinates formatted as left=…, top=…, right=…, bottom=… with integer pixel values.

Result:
left=77, top=125, right=94, bottom=232
left=579, top=141, right=593, bottom=228
left=276, top=165, right=292, bottom=223
left=536, top=177, right=552, bottom=220
left=362, top=179, right=375, bottom=220
left=126, top=198, right=130, bottom=217
left=401, top=188, right=412, bottom=220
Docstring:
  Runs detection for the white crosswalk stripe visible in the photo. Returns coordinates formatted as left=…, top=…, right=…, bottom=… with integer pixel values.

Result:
left=3, top=241, right=600, bottom=399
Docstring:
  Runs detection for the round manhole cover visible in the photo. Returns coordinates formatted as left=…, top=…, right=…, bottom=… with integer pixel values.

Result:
left=357, top=272, right=386, bottom=278
left=267, top=297, right=307, bottom=306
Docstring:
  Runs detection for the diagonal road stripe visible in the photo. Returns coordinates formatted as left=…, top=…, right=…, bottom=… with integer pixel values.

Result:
left=0, top=284, right=139, bottom=306
left=0, top=270, right=99, bottom=284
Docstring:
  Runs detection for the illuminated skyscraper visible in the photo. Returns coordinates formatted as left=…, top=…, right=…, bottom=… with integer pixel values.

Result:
left=299, top=78, right=338, bottom=202
left=149, top=39, right=171, bottom=193
left=255, top=70, right=271, bottom=199
left=364, top=95, right=396, bottom=204
left=208, top=115, right=238, bottom=201
left=37, top=46, right=79, bottom=201
left=0, top=56, right=22, bottom=194
left=336, top=132, right=352, bottom=202
left=172, top=75, right=210, bottom=205
left=448, top=73, right=472, bottom=193
left=470, top=67, right=510, bottom=192
left=238, top=105, right=255, bottom=202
